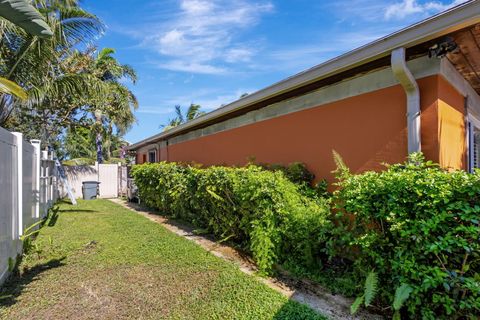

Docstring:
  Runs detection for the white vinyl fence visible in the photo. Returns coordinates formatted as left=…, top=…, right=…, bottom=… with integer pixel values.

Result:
left=0, top=127, right=59, bottom=286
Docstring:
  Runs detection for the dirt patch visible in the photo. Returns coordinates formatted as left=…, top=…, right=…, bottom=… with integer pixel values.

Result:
left=1, top=263, right=219, bottom=320
left=111, top=199, right=382, bottom=320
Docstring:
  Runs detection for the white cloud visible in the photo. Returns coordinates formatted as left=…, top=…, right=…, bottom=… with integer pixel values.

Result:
left=384, top=0, right=466, bottom=20
left=225, top=48, right=255, bottom=63
left=136, top=106, right=175, bottom=115
left=145, top=0, right=273, bottom=74
left=158, top=60, right=227, bottom=75
left=257, top=30, right=387, bottom=74
left=160, top=88, right=257, bottom=112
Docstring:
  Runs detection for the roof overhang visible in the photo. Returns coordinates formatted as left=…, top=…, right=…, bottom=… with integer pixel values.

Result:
left=447, top=23, right=480, bottom=93
left=129, top=0, right=480, bottom=151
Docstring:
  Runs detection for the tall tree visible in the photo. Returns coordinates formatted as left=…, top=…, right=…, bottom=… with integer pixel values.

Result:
left=0, top=0, right=104, bottom=135
left=89, top=47, right=138, bottom=163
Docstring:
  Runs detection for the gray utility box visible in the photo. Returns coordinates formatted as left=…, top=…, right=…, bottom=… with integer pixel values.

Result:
left=82, top=181, right=100, bottom=200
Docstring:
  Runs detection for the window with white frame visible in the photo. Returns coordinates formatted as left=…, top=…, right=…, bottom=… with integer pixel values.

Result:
left=468, top=116, right=480, bottom=172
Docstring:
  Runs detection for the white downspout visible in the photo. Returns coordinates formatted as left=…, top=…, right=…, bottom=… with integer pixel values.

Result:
left=391, top=47, right=421, bottom=153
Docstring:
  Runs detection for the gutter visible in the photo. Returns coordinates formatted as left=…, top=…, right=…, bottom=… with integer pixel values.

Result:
left=129, top=0, right=480, bottom=151
left=391, top=47, right=421, bottom=153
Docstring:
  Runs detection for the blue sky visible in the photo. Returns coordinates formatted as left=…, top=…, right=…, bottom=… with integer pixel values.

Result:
left=83, top=0, right=466, bottom=143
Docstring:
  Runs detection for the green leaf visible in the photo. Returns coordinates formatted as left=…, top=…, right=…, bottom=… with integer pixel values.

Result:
left=20, top=219, right=46, bottom=241
left=0, top=0, right=53, bottom=37
left=206, top=188, right=224, bottom=202
left=393, top=284, right=413, bottom=311
left=393, top=310, right=401, bottom=320
left=351, top=295, right=364, bottom=314
left=7, top=257, right=15, bottom=272
left=364, top=271, right=378, bottom=306
left=0, top=77, right=27, bottom=100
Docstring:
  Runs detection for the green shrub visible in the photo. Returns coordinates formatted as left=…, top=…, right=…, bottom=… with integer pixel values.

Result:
left=259, top=162, right=329, bottom=199
left=131, top=162, right=332, bottom=273
left=258, top=162, right=314, bottom=185
left=332, top=153, right=480, bottom=319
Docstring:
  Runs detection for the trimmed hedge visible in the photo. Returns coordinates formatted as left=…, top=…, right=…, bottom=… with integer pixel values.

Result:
left=132, top=155, right=480, bottom=319
left=131, top=162, right=331, bottom=272
left=332, top=153, right=480, bottom=319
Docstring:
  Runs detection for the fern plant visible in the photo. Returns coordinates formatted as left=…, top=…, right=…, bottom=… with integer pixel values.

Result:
left=392, top=284, right=413, bottom=320
left=351, top=271, right=378, bottom=314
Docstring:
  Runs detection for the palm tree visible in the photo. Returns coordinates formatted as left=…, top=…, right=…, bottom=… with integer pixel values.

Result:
left=0, top=1, right=138, bottom=161
left=0, top=0, right=104, bottom=130
left=0, top=0, right=53, bottom=101
left=162, top=104, right=205, bottom=131
left=0, top=0, right=53, bottom=37
left=89, top=47, right=138, bottom=163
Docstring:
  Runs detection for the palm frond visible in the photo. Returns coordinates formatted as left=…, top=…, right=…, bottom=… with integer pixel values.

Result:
left=58, top=7, right=104, bottom=45
left=174, top=105, right=184, bottom=124
left=0, top=0, right=53, bottom=38
left=186, top=103, right=204, bottom=121
left=0, top=77, right=27, bottom=99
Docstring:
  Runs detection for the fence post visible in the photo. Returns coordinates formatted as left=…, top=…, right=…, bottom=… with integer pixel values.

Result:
left=30, top=140, right=41, bottom=218
left=12, top=132, right=23, bottom=237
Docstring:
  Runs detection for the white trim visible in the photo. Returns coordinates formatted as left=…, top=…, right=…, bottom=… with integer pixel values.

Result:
left=391, top=47, right=421, bottom=153
left=12, top=132, right=23, bottom=237
left=129, top=0, right=480, bottom=150
left=468, top=113, right=480, bottom=129
left=30, top=139, right=41, bottom=218
left=467, top=114, right=480, bottom=172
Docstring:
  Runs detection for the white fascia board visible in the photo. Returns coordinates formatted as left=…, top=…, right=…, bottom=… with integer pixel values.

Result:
left=129, top=0, right=480, bottom=151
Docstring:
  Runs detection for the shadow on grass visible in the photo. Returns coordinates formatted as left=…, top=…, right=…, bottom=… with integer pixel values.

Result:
left=0, top=257, right=66, bottom=308
left=56, top=198, right=73, bottom=205
left=46, top=205, right=60, bottom=227
left=58, top=209, right=97, bottom=213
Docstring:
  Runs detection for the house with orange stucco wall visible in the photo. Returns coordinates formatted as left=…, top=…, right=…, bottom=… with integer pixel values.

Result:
left=129, top=2, right=480, bottom=183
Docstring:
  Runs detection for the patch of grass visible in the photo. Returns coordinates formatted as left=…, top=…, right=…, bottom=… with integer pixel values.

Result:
left=0, top=199, right=325, bottom=320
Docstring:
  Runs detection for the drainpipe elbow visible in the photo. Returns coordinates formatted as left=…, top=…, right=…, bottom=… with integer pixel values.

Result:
left=391, top=47, right=421, bottom=154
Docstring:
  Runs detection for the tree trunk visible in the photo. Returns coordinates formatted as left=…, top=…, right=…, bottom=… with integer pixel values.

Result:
left=95, top=110, right=103, bottom=164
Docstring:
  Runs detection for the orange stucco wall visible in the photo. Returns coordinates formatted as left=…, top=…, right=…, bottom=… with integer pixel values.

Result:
left=437, top=75, right=466, bottom=170
left=134, top=75, right=467, bottom=180
left=164, top=76, right=440, bottom=182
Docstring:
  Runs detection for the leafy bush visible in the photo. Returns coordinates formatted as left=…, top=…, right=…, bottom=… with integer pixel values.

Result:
left=259, top=162, right=329, bottom=198
left=131, top=162, right=331, bottom=273
left=258, top=162, right=314, bottom=185
left=332, top=153, right=480, bottom=319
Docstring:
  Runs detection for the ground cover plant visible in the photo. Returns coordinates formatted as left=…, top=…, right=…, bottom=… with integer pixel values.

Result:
left=0, top=199, right=324, bottom=320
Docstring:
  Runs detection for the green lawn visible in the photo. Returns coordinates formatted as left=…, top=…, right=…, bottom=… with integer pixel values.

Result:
left=0, top=199, right=325, bottom=320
